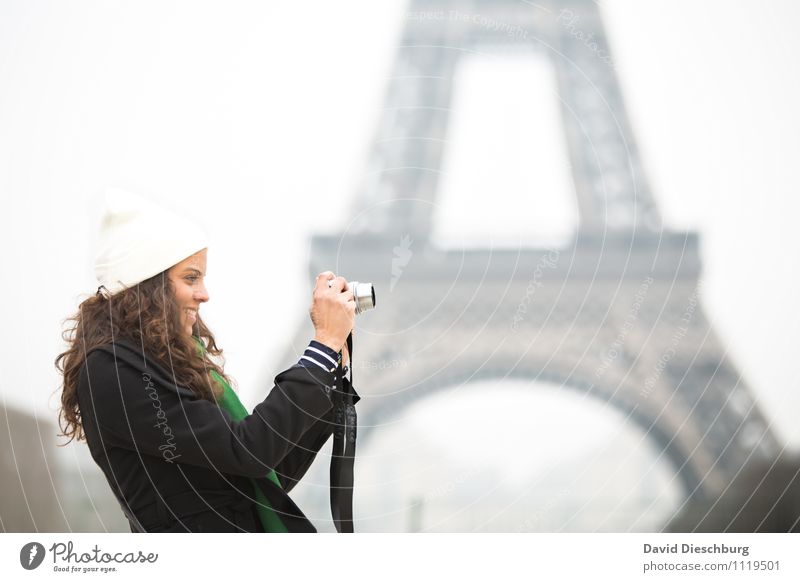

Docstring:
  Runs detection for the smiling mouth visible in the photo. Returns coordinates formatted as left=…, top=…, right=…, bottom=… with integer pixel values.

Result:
left=185, top=308, right=198, bottom=322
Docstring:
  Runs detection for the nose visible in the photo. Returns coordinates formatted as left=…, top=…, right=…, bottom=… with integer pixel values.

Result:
left=194, top=281, right=210, bottom=303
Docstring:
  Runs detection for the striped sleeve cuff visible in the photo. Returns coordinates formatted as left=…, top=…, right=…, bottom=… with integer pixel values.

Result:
left=297, top=340, right=340, bottom=374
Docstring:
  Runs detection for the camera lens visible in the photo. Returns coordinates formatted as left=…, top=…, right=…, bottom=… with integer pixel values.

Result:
left=350, top=282, right=376, bottom=315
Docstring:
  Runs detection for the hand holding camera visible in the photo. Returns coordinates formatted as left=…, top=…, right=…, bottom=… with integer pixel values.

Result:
left=309, top=272, right=355, bottom=354
left=310, top=271, right=376, bottom=355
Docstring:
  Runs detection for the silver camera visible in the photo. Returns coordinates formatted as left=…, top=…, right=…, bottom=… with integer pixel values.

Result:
left=351, top=281, right=376, bottom=314
left=328, top=279, right=376, bottom=314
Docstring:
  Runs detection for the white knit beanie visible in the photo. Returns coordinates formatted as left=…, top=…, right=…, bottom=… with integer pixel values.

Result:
left=94, top=188, right=210, bottom=296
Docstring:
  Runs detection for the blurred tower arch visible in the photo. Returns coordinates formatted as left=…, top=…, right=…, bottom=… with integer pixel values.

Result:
left=280, top=0, right=779, bottom=526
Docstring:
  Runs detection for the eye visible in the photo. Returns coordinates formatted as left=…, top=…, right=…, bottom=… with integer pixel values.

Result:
left=186, top=276, right=198, bottom=282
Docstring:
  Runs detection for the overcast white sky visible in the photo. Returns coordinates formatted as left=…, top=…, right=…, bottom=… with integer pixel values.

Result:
left=1, top=0, right=799, bottom=463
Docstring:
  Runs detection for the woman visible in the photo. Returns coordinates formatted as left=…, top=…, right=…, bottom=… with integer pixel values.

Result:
left=55, top=189, right=358, bottom=532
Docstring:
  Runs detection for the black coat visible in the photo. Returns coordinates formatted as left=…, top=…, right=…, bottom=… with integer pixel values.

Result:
left=76, top=338, right=359, bottom=533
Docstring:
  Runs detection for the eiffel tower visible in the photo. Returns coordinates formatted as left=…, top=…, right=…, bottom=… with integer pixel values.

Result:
left=279, top=0, right=779, bottom=526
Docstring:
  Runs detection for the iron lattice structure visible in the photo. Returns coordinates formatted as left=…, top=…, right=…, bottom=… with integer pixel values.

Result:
left=280, top=0, right=778, bottom=509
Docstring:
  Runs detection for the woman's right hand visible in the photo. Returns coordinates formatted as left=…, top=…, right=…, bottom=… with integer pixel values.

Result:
left=309, top=271, right=356, bottom=353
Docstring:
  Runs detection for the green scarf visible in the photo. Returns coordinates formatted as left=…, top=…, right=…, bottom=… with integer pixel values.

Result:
left=193, top=337, right=288, bottom=533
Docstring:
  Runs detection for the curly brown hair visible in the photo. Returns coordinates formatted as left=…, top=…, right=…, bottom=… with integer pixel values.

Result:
left=55, top=270, right=232, bottom=446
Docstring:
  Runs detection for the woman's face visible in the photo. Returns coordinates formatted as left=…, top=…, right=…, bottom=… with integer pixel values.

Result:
left=167, top=248, right=209, bottom=336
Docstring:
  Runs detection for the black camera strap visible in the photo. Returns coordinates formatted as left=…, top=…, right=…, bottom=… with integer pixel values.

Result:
left=330, top=332, right=356, bottom=533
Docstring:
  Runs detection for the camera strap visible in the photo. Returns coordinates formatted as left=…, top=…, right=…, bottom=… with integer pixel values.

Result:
left=330, top=331, right=356, bottom=532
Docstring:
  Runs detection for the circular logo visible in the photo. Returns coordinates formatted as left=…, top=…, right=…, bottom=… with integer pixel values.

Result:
left=19, top=542, right=46, bottom=570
